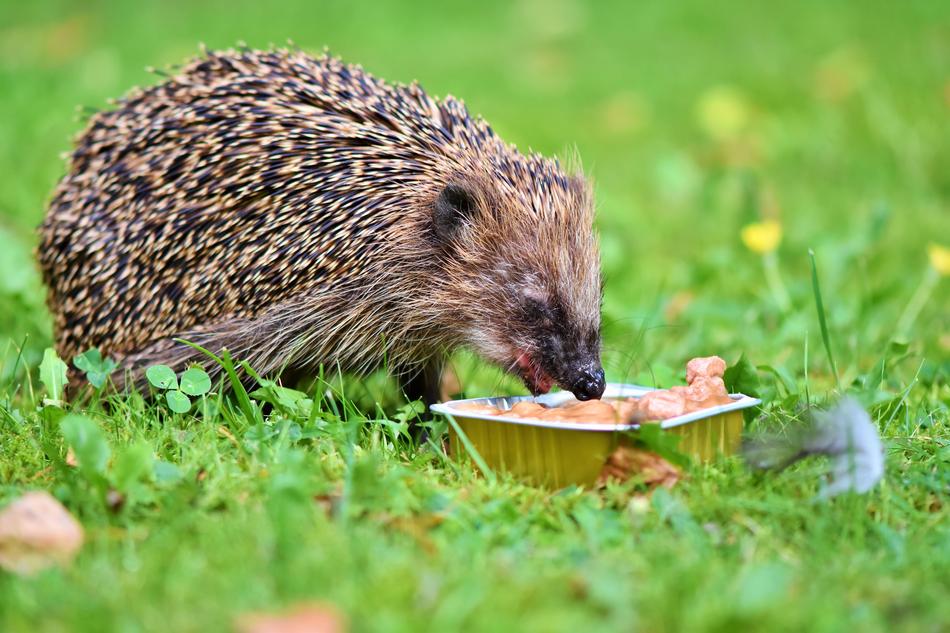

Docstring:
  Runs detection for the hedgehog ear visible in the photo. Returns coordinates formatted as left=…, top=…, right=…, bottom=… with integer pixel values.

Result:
left=432, top=183, right=478, bottom=241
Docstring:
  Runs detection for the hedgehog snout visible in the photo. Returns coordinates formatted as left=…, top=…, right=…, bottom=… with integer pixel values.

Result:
left=533, top=333, right=605, bottom=401
left=555, top=354, right=606, bottom=401
left=569, top=365, right=606, bottom=401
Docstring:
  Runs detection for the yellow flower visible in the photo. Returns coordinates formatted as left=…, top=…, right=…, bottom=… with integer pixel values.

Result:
left=928, top=243, right=950, bottom=276
left=741, top=220, right=783, bottom=254
left=696, top=86, right=749, bottom=140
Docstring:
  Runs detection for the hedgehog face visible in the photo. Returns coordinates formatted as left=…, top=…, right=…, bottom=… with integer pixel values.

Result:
left=505, top=280, right=605, bottom=400
left=432, top=172, right=605, bottom=401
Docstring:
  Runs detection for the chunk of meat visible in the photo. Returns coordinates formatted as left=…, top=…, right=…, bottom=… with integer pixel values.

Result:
left=536, top=400, right=618, bottom=423
left=452, top=402, right=503, bottom=415
left=688, top=375, right=727, bottom=396
left=507, top=401, right=550, bottom=418
left=634, top=390, right=687, bottom=421
left=686, top=356, right=727, bottom=385
left=450, top=355, right=733, bottom=425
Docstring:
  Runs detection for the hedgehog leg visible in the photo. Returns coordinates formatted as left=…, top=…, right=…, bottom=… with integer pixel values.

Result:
left=399, top=358, right=444, bottom=407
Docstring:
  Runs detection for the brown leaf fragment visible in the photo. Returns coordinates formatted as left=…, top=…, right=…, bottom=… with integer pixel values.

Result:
left=0, top=491, right=84, bottom=574
left=597, top=446, right=681, bottom=488
left=236, top=603, right=347, bottom=633
left=313, top=490, right=342, bottom=516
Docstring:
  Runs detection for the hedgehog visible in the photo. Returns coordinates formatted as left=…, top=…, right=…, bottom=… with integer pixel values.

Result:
left=38, top=47, right=605, bottom=405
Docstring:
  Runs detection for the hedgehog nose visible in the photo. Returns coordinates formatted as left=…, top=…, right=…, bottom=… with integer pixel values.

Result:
left=572, top=367, right=606, bottom=401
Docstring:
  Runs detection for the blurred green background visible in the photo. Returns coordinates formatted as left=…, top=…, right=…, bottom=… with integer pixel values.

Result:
left=0, top=0, right=947, bottom=382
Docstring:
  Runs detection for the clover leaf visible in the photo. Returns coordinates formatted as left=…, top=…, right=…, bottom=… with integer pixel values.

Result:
left=146, top=365, right=178, bottom=390
left=73, top=347, right=118, bottom=389
left=179, top=367, right=212, bottom=396
left=146, top=365, right=213, bottom=414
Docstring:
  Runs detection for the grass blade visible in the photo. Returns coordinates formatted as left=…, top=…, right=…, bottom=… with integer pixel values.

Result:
left=809, top=249, right=840, bottom=389
left=175, top=338, right=263, bottom=427
left=444, top=414, right=496, bottom=484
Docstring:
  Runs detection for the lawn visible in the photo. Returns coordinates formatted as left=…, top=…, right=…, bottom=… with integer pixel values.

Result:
left=1, top=0, right=948, bottom=631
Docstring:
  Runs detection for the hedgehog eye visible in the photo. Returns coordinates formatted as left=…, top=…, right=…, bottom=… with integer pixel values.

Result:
left=432, top=183, right=478, bottom=241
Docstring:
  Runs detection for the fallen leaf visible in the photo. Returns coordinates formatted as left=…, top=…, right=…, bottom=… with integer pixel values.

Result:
left=313, top=490, right=342, bottom=516
left=377, top=513, right=445, bottom=555
left=236, top=603, right=346, bottom=633
left=0, top=491, right=84, bottom=574
left=598, top=446, right=681, bottom=488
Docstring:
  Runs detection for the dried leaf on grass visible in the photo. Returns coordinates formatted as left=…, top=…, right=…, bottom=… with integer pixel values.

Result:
left=376, top=512, right=445, bottom=555
left=236, top=603, right=346, bottom=633
left=597, top=446, right=681, bottom=488
left=0, top=491, right=84, bottom=574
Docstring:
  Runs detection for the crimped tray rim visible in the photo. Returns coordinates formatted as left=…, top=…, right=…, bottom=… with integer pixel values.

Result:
left=430, top=383, right=761, bottom=432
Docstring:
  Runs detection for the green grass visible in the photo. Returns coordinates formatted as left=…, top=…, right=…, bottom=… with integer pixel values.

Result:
left=1, top=0, right=948, bottom=631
